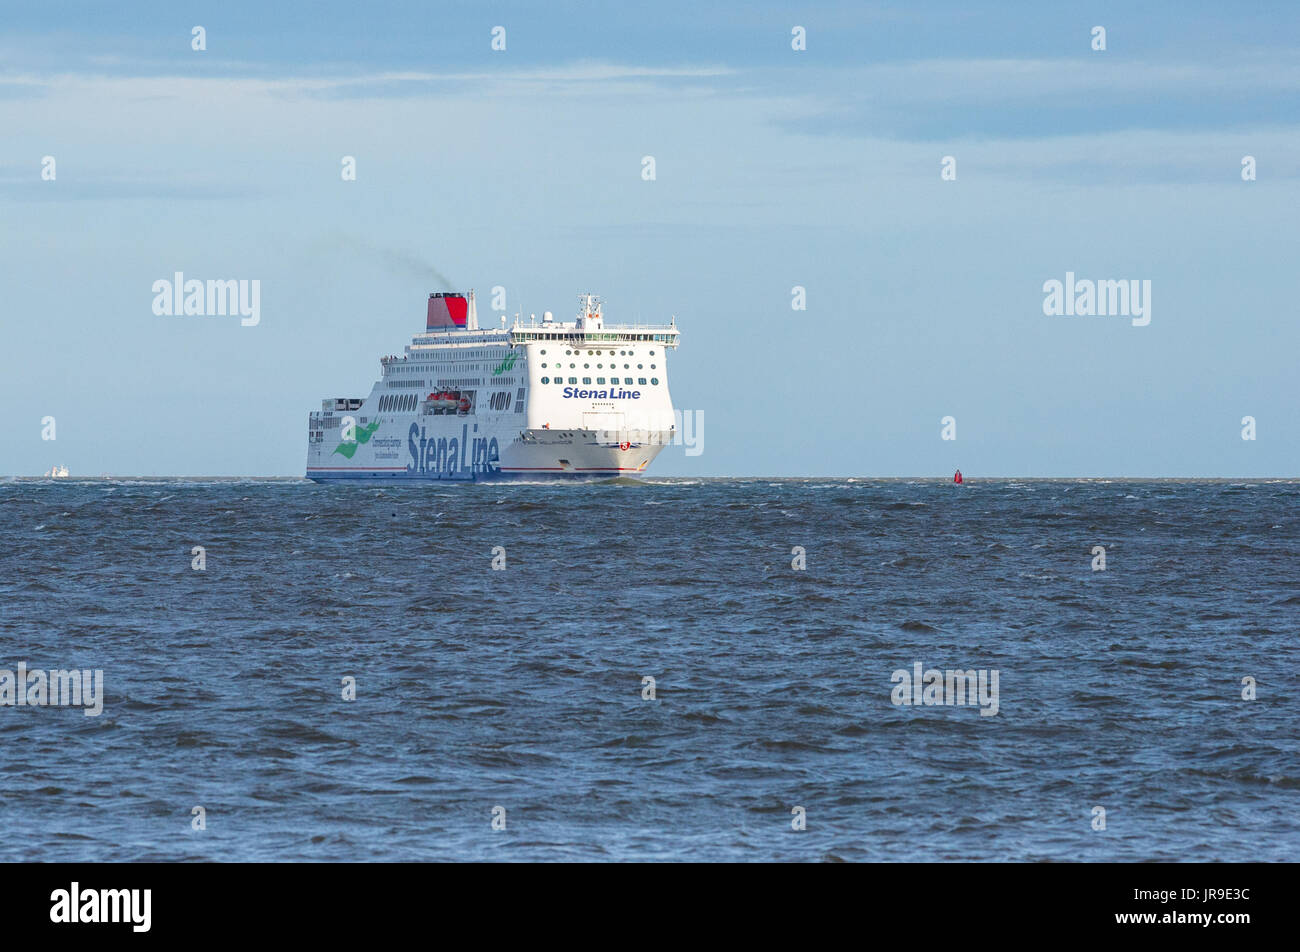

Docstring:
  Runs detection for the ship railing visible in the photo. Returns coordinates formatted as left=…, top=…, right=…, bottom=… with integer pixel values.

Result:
left=508, top=330, right=680, bottom=346
left=510, top=322, right=679, bottom=332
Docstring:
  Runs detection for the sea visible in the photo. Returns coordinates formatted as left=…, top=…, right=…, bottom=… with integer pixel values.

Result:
left=1, top=477, right=1296, bottom=861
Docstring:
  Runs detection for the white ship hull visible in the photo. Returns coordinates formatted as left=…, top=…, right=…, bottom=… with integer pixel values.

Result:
left=306, top=413, right=667, bottom=482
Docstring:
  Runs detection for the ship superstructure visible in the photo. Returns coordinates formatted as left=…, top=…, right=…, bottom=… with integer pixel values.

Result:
left=306, top=291, right=680, bottom=481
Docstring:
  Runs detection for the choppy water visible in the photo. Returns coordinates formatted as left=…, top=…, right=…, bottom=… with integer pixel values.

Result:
left=1, top=477, right=1297, bottom=861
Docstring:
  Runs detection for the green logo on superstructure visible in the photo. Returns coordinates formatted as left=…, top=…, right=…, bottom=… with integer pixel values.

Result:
left=492, top=352, right=518, bottom=376
left=333, top=419, right=382, bottom=459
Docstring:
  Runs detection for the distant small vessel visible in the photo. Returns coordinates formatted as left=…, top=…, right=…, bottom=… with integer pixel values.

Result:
left=45, top=465, right=70, bottom=478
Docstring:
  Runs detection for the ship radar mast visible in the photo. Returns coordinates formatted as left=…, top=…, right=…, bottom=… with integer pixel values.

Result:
left=576, top=293, right=603, bottom=330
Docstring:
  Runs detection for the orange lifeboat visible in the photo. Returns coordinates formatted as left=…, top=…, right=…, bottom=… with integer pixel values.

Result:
left=458, top=397, right=471, bottom=413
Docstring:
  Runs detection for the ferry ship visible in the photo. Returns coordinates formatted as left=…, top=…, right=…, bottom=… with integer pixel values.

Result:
left=306, top=291, right=680, bottom=481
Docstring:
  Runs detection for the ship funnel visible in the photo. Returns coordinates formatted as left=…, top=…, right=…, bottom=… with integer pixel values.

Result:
left=427, top=292, right=469, bottom=330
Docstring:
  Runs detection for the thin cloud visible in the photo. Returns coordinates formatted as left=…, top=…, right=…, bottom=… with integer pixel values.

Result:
left=0, top=61, right=737, bottom=98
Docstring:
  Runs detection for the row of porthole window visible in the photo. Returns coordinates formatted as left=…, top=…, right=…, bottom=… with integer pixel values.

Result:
left=538, top=349, right=656, bottom=357
left=541, top=376, right=659, bottom=386
left=540, top=363, right=655, bottom=370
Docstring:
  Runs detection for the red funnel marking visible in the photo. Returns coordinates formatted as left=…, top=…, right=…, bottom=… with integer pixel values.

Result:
left=427, top=293, right=468, bottom=329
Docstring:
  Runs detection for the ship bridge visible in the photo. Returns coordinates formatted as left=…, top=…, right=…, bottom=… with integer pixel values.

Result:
left=506, top=323, right=679, bottom=348
left=507, top=294, right=679, bottom=348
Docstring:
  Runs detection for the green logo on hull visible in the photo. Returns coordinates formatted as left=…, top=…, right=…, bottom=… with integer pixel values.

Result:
left=492, top=352, right=518, bottom=376
left=333, top=419, right=382, bottom=459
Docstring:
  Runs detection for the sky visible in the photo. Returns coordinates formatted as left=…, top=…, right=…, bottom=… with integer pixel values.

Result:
left=3, top=0, right=1299, bottom=477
